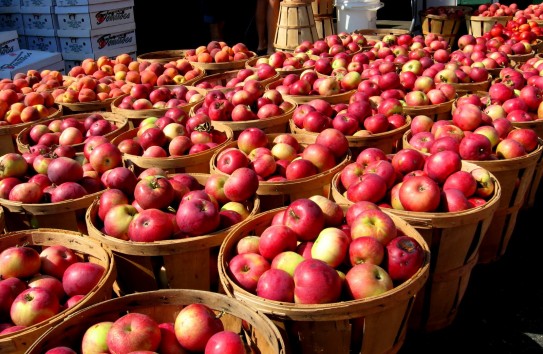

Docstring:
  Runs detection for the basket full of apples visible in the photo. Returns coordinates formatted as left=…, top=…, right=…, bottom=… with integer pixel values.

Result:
left=85, top=169, right=260, bottom=294
left=0, top=90, right=63, bottom=155
left=217, top=199, right=429, bottom=354
left=16, top=112, right=129, bottom=154
left=0, top=138, right=126, bottom=233
left=466, top=3, right=517, bottom=38
left=189, top=84, right=297, bottom=139
left=288, top=95, right=411, bottom=158
left=192, top=68, right=280, bottom=92
left=210, top=127, right=352, bottom=211
left=331, top=147, right=501, bottom=332
left=0, top=228, right=116, bottom=354
left=420, top=6, right=473, bottom=47
left=110, top=84, right=206, bottom=128
left=25, top=289, right=286, bottom=354
left=402, top=99, right=543, bottom=264
left=245, top=51, right=319, bottom=76
left=185, top=41, right=257, bottom=75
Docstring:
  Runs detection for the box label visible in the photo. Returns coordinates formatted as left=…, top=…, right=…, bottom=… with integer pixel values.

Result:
left=0, top=51, right=33, bottom=71
left=97, top=31, right=133, bottom=49
left=95, top=7, right=132, bottom=25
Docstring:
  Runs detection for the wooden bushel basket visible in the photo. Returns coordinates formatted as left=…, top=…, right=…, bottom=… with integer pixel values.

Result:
left=26, top=290, right=286, bottom=354
left=218, top=206, right=430, bottom=354
left=111, top=122, right=233, bottom=176
left=85, top=173, right=260, bottom=295
left=466, top=15, right=512, bottom=38
left=421, top=7, right=472, bottom=47
left=401, top=98, right=455, bottom=122
left=190, top=52, right=257, bottom=76
left=274, top=0, right=320, bottom=52
left=508, top=50, right=536, bottom=64
left=210, top=133, right=351, bottom=211
left=450, top=76, right=492, bottom=95
left=402, top=131, right=543, bottom=265
left=288, top=116, right=411, bottom=159
left=136, top=49, right=186, bottom=64
left=16, top=112, right=129, bottom=153
left=0, top=228, right=116, bottom=354
left=314, top=14, right=335, bottom=39
left=510, top=120, right=543, bottom=208
left=0, top=190, right=104, bottom=233
left=189, top=98, right=297, bottom=139
left=110, top=86, right=206, bottom=129
left=0, top=105, right=62, bottom=155
left=354, top=28, right=411, bottom=43
left=60, top=96, right=118, bottom=114
left=331, top=161, right=502, bottom=333
left=312, top=0, right=334, bottom=16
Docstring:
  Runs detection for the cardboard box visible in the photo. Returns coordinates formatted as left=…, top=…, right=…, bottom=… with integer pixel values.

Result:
left=21, top=0, right=56, bottom=6
left=0, top=13, right=24, bottom=33
left=0, top=30, right=19, bottom=55
left=20, top=6, right=58, bottom=31
left=26, top=35, right=61, bottom=52
left=0, top=49, right=63, bottom=78
left=56, top=0, right=134, bottom=30
left=46, top=59, right=65, bottom=73
left=18, top=34, right=27, bottom=49
left=57, top=22, right=135, bottom=55
left=0, top=1, right=20, bottom=13
left=56, top=0, right=114, bottom=5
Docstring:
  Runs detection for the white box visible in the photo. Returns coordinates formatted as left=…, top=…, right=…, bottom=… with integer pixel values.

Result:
left=21, top=0, right=56, bottom=6
left=0, top=1, right=20, bottom=13
left=46, top=59, right=65, bottom=73
left=57, top=0, right=114, bottom=5
left=0, top=50, right=62, bottom=78
left=18, top=34, right=27, bottom=49
left=0, top=30, right=19, bottom=55
left=0, top=13, right=24, bottom=33
left=61, top=42, right=135, bottom=60
left=56, top=0, right=134, bottom=30
left=21, top=6, right=58, bottom=31
left=57, top=22, right=135, bottom=55
left=26, top=35, right=61, bottom=52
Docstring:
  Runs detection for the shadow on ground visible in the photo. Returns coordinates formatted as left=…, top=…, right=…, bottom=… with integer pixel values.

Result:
left=400, top=188, right=543, bottom=354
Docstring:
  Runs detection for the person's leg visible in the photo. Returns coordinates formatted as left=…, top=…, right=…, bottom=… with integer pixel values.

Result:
left=201, top=0, right=225, bottom=41
left=256, top=0, right=268, bottom=54
left=267, top=0, right=280, bottom=54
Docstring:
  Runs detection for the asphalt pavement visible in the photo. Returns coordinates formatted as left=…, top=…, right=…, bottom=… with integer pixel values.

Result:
left=399, top=187, right=543, bottom=354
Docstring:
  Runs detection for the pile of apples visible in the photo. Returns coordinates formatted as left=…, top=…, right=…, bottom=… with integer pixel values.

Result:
left=472, top=2, right=518, bottom=17
left=52, top=75, right=126, bottom=105
left=69, top=55, right=203, bottom=87
left=94, top=167, right=258, bottom=241
left=0, top=137, right=124, bottom=203
left=0, top=244, right=106, bottom=334
left=185, top=41, right=255, bottom=63
left=0, top=69, right=64, bottom=94
left=44, top=304, right=250, bottom=353
left=0, top=90, right=59, bottom=126
left=290, top=94, right=408, bottom=136
left=115, top=107, right=229, bottom=158
left=192, top=83, right=294, bottom=122
left=213, top=127, right=350, bottom=182
left=515, top=3, right=543, bottom=21
left=294, top=32, right=366, bottom=57
left=194, top=66, right=278, bottom=90
left=270, top=70, right=354, bottom=97
left=421, top=6, right=470, bottom=19
left=115, top=83, right=203, bottom=111
left=226, top=197, right=426, bottom=304
left=407, top=100, right=540, bottom=161
left=23, top=113, right=120, bottom=149
left=250, top=51, right=317, bottom=72
left=451, top=34, right=514, bottom=72
left=337, top=147, right=497, bottom=213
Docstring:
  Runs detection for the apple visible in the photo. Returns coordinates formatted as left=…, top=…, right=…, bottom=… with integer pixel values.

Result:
left=283, top=198, right=325, bottom=242
left=10, top=287, right=60, bottom=326
left=346, top=173, right=388, bottom=204
left=62, top=262, right=105, bottom=297
left=228, top=252, right=271, bottom=292
left=349, top=208, right=397, bottom=245
left=205, top=330, right=247, bottom=354
left=386, top=236, right=425, bottom=283
left=345, top=263, right=393, bottom=299
left=293, top=258, right=342, bottom=304
left=39, top=245, right=79, bottom=280
left=424, top=150, right=462, bottom=184
left=176, top=197, right=220, bottom=236
left=258, top=224, right=298, bottom=261
left=134, top=175, right=174, bottom=210
left=107, top=313, right=161, bottom=354
left=0, top=246, right=41, bottom=279
left=459, top=133, right=492, bottom=161
left=81, top=321, right=114, bottom=354
left=256, top=268, right=295, bottom=302
left=496, top=138, right=527, bottom=159
left=399, top=175, right=441, bottom=212
left=104, top=204, right=138, bottom=240
left=349, top=236, right=385, bottom=266
left=174, top=303, right=225, bottom=352
left=308, top=195, right=344, bottom=227
left=311, top=227, right=350, bottom=268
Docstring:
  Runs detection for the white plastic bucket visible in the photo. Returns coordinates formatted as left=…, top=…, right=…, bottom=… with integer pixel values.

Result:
left=335, top=0, right=384, bottom=32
